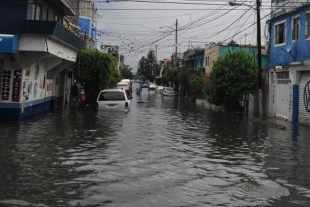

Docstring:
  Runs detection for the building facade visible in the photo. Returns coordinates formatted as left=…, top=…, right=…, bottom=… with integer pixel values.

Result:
left=204, top=43, right=268, bottom=76
left=0, top=0, right=86, bottom=121
left=189, top=49, right=204, bottom=70
left=267, top=1, right=310, bottom=124
left=79, top=0, right=98, bottom=49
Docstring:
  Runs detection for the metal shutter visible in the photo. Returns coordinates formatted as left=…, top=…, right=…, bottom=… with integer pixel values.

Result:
left=299, top=72, right=310, bottom=124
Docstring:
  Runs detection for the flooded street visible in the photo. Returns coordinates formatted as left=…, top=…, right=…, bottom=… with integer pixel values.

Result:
left=1, top=86, right=310, bottom=207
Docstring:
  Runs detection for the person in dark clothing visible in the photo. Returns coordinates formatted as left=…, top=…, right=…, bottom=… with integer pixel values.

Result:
left=71, top=82, right=79, bottom=107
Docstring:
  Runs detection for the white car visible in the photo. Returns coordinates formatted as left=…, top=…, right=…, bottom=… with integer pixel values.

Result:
left=149, top=83, right=157, bottom=90
left=96, top=89, right=130, bottom=111
left=162, top=87, right=175, bottom=96
left=156, top=85, right=165, bottom=93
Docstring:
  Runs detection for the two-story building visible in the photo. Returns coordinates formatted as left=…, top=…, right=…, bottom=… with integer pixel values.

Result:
left=0, top=0, right=86, bottom=121
left=183, top=48, right=204, bottom=69
left=188, top=49, right=205, bottom=70
left=204, top=42, right=268, bottom=76
left=267, top=0, right=310, bottom=124
left=204, top=42, right=268, bottom=113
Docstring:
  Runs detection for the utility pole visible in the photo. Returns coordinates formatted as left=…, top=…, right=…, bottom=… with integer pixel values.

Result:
left=256, top=0, right=263, bottom=117
left=228, top=0, right=262, bottom=116
left=155, top=45, right=157, bottom=83
left=175, top=19, right=178, bottom=67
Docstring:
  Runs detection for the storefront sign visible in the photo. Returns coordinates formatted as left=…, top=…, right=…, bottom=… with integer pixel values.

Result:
left=0, top=34, right=19, bottom=54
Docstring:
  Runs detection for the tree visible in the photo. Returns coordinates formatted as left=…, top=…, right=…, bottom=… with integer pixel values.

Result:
left=137, top=56, right=146, bottom=76
left=121, top=66, right=134, bottom=79
left=209, top=50, right=257, bottom=111
left=184, top=67, right=207, bottom=101
left=136, top=49, right=159, bottom=82
left=74, top=49, right=119, bottom=104
left=163, top=67, right=180, bottom=86
left=188, top=75, right=206, bottom=100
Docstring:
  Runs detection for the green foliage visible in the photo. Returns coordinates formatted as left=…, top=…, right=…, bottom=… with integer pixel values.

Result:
left=137, top=50, right=159, bottom=82
left=188, top=75, right=206, bottom=100
left=133, top=73, right=145, bottom=81
left=121, top=67, right=134, bottom=79
left=74, top=49, right=119, bottom=103
left=209, top=50, right=257, bottom=111
left=163, top=67, right=180, bottom=83
left=177, top=68, right=206, bottom=100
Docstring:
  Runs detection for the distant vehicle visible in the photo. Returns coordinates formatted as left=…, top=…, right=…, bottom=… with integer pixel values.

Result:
left=120, top=79, right=132, bottom=94
left=96, top=89, right=130, bottom=111
left=149, top=83, right=156, bottom=90
left=117, top=82, right=131, bottom=97
left=162, top=87, right=175, bottom=96
left=156, top=86, right=165, bottom=93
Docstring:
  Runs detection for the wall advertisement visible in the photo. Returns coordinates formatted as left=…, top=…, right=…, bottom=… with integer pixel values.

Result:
left=23, top=61, right=53, bottom=102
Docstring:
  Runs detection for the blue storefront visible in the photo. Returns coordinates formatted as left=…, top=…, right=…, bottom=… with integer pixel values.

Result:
left=0, top=34, right=21, bottom=121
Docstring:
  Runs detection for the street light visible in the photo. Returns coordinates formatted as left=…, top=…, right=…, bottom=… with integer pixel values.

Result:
left=159, top=19, right=178, bottom=67
left=229, top=0, right=262, bottom=117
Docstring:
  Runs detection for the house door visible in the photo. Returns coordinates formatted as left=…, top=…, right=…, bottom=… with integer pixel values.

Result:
left=298, top=71, right=310, bottom=124
left=276, top=71, right=290, bottom=119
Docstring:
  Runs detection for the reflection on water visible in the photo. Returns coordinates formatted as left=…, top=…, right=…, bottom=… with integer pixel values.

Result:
left=0, top=88, right=310, bottom=206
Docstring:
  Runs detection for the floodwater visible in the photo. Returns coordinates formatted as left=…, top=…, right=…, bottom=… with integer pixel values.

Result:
left=1, top=85, right=310, bottom=207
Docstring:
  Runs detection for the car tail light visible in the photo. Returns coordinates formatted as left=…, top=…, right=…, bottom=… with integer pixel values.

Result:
left=125, top=102, right=129, bottom=108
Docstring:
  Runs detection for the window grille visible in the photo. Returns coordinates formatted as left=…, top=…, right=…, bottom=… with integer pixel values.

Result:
left=276, top=71, right=289, bottom=84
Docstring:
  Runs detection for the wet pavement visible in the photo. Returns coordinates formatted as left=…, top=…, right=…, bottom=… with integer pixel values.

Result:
left=1, top=85, right=310, bottom=207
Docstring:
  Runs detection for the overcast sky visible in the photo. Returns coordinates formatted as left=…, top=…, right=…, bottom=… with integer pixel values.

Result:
left=93, top=0, right=272, bottom=72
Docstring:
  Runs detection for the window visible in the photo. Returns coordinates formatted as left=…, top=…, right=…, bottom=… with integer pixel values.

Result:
left=205, top=56, right=209, bottom=66
left=292, top=16, right=299, bottom=41
left=98, top=91, right=126, bottom=101
left=276, top=71, right=289, bottom=84
left=54, top=13, right=62, bottom=23
left=27, top=2, right=43, bottom=20
left=275, top=22, right=285, bottom=45
left=306, top=12, right=310, bottom=38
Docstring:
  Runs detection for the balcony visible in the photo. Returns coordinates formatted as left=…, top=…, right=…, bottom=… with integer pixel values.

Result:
left=49, top=0, right=76, bottom=16
left=0, top=19, right=86, bottom=50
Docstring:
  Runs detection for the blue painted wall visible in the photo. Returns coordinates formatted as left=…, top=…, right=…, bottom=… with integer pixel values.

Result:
left=269, top=7, right=310, bottom=67
left=78, top=17, right=97, bottom=41
left=193, top=52, right=204, bottom=69
left=0, top=97, right=54, bottom=121
left=292, top=84, right=299, bottom=124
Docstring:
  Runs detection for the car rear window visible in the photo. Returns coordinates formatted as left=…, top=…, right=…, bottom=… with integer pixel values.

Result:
left=117, top=84, right=128, bottom=87
left=98, top=91, right=126, bottom=101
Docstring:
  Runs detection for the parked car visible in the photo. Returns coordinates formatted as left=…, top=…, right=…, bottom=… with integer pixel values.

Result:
left=117, top=82, right=131, bottom=97
left=96, top=89, right=130, bottom=111
left=149, top=83, right=156, bottom=91
left=120, top=79, right=132, bottom=94
left=156, top=85, right=165, bottom=93
left=162, top=87, right=175, bottom=96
